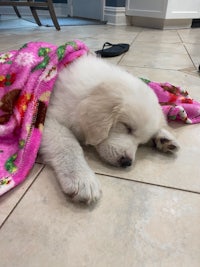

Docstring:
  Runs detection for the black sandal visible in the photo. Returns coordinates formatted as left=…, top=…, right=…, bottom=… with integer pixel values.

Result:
left=95, top=42, right=130, bottom=58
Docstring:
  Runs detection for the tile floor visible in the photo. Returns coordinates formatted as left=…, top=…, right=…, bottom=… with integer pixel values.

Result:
left=0, top=17, right=200, bottom=267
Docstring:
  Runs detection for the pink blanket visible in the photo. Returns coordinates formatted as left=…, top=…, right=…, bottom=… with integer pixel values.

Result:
left=141, top=78, right=200, bottom=124
left=0, top=41, right=88, bottom=196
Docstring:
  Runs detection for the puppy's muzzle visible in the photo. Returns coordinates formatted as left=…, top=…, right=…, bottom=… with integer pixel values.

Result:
left=119, top=156, right=132, bottom=168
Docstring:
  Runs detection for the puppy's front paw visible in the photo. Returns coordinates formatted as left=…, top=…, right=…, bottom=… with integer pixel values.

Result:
left=59, top=170, right=102, bottom=204
left=154, top=137, right=180, bottom=153
left=153, top=129, right=180, bottom=153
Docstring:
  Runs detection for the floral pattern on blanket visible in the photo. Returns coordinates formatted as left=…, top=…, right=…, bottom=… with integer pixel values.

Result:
left=0, top=41, right=88, bottom=196
left=141, top=78, right=200, bottom=124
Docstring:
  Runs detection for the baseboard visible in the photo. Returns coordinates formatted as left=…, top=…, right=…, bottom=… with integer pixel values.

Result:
left=0, top=3, right=68, bottom=17
left=104, top=6, right=129, bottom=26
left=129, top=16, right=192, bottom=29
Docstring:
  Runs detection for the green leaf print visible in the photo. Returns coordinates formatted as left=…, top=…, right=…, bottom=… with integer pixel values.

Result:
left=57, top=41, right=78, bottom=61
left=5, top=154, right=18, bottom=173
left=57, top=45, right=66, bottom=61
left=32, top=47, right=51, bottom=72
left=140, top=77, right=151, bottom=84
left=32, top=56, right=50, bottom=72
left=20, top=43, right=28, bottom=50
left=66, top=41, right=78, bottom=50
left=38, top=47, right=51, bottom=57
left=169, top=115, right=177, bottom=120
left=19, top=139, right=25, bottom=149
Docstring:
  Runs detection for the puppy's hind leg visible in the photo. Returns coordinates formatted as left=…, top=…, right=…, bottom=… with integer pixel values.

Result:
left=40, top=117, right=101, bottom=204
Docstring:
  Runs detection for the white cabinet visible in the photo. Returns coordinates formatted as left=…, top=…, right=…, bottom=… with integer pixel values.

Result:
left=126, top=0, right=200, bottom=28
left=126, top=0, right=168, bottom=18
left=166, top=0, right=200, bottom=19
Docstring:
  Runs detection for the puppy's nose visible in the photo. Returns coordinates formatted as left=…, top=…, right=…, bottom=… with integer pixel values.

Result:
left=119, top=156, right=132, bottom=168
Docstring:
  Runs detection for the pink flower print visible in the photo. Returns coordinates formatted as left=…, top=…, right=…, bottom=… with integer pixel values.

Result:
left=15, top=52, right=35, bottom=67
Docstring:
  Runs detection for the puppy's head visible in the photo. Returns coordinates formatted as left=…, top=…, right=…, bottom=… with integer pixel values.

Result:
left=79, top=78, right=166, bottom=167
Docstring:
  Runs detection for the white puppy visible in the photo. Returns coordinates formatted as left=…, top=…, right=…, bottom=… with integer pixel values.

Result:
left=40, top=54, right=179, bottom=204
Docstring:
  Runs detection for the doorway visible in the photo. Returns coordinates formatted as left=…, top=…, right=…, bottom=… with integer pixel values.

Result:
left=68, top=0, right=105, bottom=21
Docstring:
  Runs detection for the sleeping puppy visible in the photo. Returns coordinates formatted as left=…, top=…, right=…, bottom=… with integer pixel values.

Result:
left=40, top=54, right=179, bottom=204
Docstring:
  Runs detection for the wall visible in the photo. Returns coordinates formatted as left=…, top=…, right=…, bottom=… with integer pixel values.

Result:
left=104, top=0, right=127, bottom=25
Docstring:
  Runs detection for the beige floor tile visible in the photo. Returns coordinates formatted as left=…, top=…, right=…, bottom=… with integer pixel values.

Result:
left=178, top=28, right=200, bottom=44
left=180, top=67, right=200, bottom=77
left=136, top=29, right=182, bottom=43
left=0, top=22, right=141, bottom=52
left=0, top=17, right=39, bottom=30
left=119, top=31, right=194, bottom=70
left=129, top=41, right=188, bottom=55
left=0, top=163, right=44, bottom=226
left=184, top=43, right=200, bottom=69
left=0, top=33, right=41, bottom=52
left=0, top=166, right=199, bottom=267
left=120, top=48, right=194, bottom=70
left=0, top=29, right=74, bottom=52
left=33, top=26, right=140, bottom=49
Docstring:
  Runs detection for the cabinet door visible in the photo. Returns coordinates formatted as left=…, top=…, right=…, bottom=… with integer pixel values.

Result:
left=166, top=0, right=200, bottom=19
left=126, top=0, right=168, bottom=18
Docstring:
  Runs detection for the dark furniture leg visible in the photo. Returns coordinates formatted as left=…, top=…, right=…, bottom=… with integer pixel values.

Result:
left=0, top=0, right=60, bottom=30
left=30, top=7, right=42, bottom=26
left=13, top=6, right=21, bottom=18
left=47, top=0, right=60, bottom=30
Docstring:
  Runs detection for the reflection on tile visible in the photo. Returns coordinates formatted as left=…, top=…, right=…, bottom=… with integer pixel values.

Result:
left=0, top=24, right=141, bottom=53
left=129, top=41, right=187, bottom=55
left=136, top=29, right=182, bottom=43
left=184, top=43, right=200, bottom=69
left=0, top=17, right=38, bottom=30
left=178, top=28, right=200, bottom=44
left=0, top=164, right=44, bottom=226
left=0, top=167, right=199, bottom=267
left=180, top=67, right=199, bottom=78
left=120, top=49, right=193, bottom=70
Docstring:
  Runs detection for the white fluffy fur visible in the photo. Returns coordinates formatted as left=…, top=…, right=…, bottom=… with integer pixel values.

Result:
left=40, top=54, right=179, bottom=204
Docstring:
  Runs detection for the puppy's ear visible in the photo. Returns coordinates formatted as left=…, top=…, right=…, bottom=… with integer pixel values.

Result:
left=79, top=84, right=121, bottom=145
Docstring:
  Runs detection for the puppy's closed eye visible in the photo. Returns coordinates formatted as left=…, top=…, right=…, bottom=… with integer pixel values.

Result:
left=123, top=123, right=133, bottom=135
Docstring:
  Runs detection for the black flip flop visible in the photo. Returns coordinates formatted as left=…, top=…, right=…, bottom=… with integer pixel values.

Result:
left=95, top=42, right=130, bottom=58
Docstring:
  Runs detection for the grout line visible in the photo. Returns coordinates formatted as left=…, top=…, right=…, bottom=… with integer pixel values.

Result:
left=119, top=64, right=198, bottom=74
left=119, top=64, right=190, bottom=72
left=182, top=43, right=198, bottom=70
left=95, top=172, right=200, bottom=195
left=0, top=164, right=46, bottom=230
left=177, top=30, right=198, bottom=70
left=118, top=28, right=143, bottom=65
